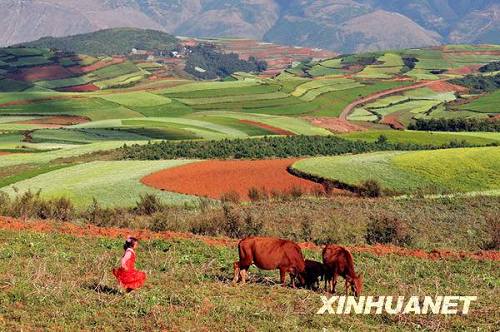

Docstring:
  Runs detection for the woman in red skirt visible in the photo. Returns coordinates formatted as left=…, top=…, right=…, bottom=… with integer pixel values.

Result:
left=113, top=237, right=147, bottom=292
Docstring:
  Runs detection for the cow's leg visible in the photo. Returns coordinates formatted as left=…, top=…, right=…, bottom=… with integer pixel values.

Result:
left=240, top=268, right=248, bottom=285
left=279, top=268, right=287, bottom=287
left=331, top=274, right=338, bottom=294
left=232, top=261, right=240, bottom=284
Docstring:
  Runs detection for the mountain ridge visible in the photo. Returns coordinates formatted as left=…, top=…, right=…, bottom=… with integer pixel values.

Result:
left=1, top=0, right=499, bottom=52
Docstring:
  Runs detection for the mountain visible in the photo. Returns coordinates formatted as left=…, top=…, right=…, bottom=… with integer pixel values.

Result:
left=21, top=28, right=179, bottom=56
left=1, top=0, right=499, bottom=53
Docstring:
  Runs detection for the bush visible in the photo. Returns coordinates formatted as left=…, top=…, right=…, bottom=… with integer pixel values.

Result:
left=48, top=197, right=75, bottom=221
left=248, top=187, right=268, bottom=202
left=480, top=216, right=500, bottom=250
left=365, top=216, right=412, bottom=246
left=83, top=198, right=125, bottom=227
left=313, top=217, right=367, bottom=246
left=0, top=192, right=10, bottom=215
left=220, top=191, right=240, bottom=204
left=358, top=179, right=383, bottom=198
left=135, top=193, right=163, bottom=215
left=289, top=186, right=304, bottom=199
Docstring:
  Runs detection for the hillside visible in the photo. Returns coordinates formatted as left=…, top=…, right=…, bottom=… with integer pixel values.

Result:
left=21, top=28, right=179, bottom=56
left=1, top=1, right=499, bottom=52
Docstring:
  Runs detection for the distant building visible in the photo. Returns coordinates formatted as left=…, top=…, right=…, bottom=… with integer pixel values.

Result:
left=131, top=48, right=148, bottom=55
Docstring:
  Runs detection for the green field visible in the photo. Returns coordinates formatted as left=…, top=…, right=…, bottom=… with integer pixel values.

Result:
left=459, top=90, right=500, bottom=114
left=0, top=160, right=198, bottom=208
left=355, top=53, right=404, bottom=79
left=338, top=130, right=500, bottom=145
left=292, top=147, right=500, bottom=194
left=0, top=229, right=497, bottom=330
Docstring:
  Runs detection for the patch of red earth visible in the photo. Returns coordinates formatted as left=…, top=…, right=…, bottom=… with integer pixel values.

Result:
left=303, top=117, right=367, bottom=133
left=15, top=115, right=90, bottom=128
left=68, top=57, right=125, bottom=74
left=57, top=84, right=99, bottom=92
left=0, top=216, right=497, bottom=261
left=7, top=64, right=75, bottom=81
left=446, top=65, right=482, bottom=76
left=239, top=120, right=295, bottom=136
left=0, top=152, right=13, bottom=156
left=444, top=50, right=500, bottom=56
left=427, top=81, right=468, bottom=93
left=0, top=95, right=86, bottom=108
left=380, top=114, right=405, bottom=130
left=141, top=159, right=324, bottom=201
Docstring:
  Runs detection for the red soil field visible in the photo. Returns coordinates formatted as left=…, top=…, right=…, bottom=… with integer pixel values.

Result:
left=57, top=84, right=99, bottom=92
left=68, top=57, right=125, bottom=74
left=0, top=216, right=497, bottom=261
left=446, top=65, right=482, bottom=76
left=239, top=120, right=295, bottom=136
left=7, top=64, right=75, bottom=81
left=141, top=159, right=324, bottom=201
left=0, top=152, right=13, bottom=156
left=428, top=81, right=468, bottom=93
left=381, top=114, right=405, bottom=130
left=15, top=115, right=89, bottom=127
left=303, top=117, right=366, bottom=133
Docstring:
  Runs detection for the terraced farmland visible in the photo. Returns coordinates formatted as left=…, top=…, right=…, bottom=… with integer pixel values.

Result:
left=0, top=43, right=499, bottom=205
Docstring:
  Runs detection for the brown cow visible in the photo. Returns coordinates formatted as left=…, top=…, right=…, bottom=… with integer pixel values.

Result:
left=322, top=245, right=363, bottom=296
left=300, top=259, right=326, bottom=290
left=233, top=237, right=306, bottom=287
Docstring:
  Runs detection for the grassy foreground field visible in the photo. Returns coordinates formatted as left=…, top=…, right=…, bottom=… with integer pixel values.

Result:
left=292, top=147, right=500, bottom=194
left=0, top=227, right=497, bottom=331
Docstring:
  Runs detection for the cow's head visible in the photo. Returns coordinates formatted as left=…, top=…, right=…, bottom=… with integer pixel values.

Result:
left=350, top=273, right=363, bottom=297
left=296, top=269, right=306, bottom=286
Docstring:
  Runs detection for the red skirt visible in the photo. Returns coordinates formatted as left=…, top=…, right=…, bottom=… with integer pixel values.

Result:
left=112, top=267, right=147, bottom=289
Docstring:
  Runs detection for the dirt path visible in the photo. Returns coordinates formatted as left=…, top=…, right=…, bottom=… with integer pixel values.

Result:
left=339, top=80, right=445, bottom=120
left=0, top=216, right=498, bottom=262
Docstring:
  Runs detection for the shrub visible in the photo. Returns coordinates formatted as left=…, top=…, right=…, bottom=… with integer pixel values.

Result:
left=0, top=192, right=10, bottom=215
left=300, top=217, right=313, bottom=242
left=135, top=193, right=163, bottom=215
left=358, top=179, right=383, bottom=198
left=248, top=187, right=268, bottom=202
left=220, top=191, right=240, bottom=204
left=289, top=186, right=304, bottom=199
left=8, top=189, right=44, bottom=219
left=83, top=198, right=125, bottom=227
left=222, top=204, right=244, bottom=238
left=480, top=216, right=500, bottom=250
left=365, top=216, right=412, bottom=246
left=242, top=213, right=264, bottom=237
left=313, top=217, right=367, bottom=246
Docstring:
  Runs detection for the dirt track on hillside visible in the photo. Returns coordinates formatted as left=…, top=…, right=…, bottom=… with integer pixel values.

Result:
left=239, top=120, right=295, bottom=136
left=0, top=216, right=498, bottom=261
left=339, top=80, right=445, bottom=120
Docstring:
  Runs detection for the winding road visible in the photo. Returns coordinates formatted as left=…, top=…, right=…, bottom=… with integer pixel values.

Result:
left=339, top=79, right=446, bottom=120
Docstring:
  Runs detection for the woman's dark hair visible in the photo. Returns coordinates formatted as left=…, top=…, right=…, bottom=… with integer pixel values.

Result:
left=124, top=237, right=138, bottom=250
